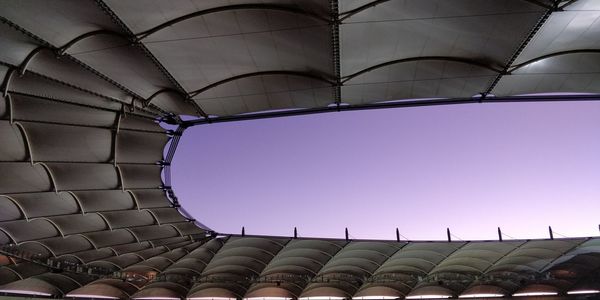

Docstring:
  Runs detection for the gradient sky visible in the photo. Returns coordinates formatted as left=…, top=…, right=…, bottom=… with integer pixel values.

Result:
left=171, top=101, right=600, bottom=241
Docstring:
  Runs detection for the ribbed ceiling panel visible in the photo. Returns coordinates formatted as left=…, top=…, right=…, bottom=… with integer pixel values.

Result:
left=2, top=1, right=600, bottom=299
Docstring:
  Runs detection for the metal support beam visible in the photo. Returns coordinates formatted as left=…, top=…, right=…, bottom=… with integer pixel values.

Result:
left=0, top=59, right=162, bottom=117
left=549, top=226, right=554, bottom=240
left=188, top=71, right=335, bottom=98
left=483, top=2, right=557, bottom=95
left=58, top=30, right=130, bottom=54
left=135, top=4, right=330, bottom=40
left=7, top=91, right=155, bottom=120
left=1, top=68, right=15, bottom=97
left=146, top=88, right=188, bottom=107
left=93, top=0, right=209, bottom=118
left=0, top=15, right=164, bottom=117
left=9, top=112, right=163, bottom=133
left=509, top=49, right=600, bottom=73
left=345, top=227, right=349, bottom=241
left=559, top=0, right=580, bottom=10
left=112, top=110, right=122, bottom=166
left=522, top=0, right=557, bottom=10
left=396, top=228, right=400, bottom=242
left=342, top=56, right=503, bottom=84
left=339, top=0, right=391, bottom=22
left=498, top=227, right=503, bottom=242
left=164, top=126, right=185, bottom=166
left=339, top=0, right=555, bottom=22
left=331, top=0, right=341, bottom=106
left=447, top=228, right=451, bottom=242
left=18, top=47, right=46, bottom=75
left=182, top=93, right=600, bottom=127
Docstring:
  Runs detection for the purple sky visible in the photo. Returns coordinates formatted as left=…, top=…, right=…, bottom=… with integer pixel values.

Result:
left=171, top=101, right=600, bottom=241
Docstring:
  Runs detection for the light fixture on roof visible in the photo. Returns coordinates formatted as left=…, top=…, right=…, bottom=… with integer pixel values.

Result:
left=188, top=298, right=237, bottom=300
left=526, top=58, right=549, bottom=69
left=567, top=290, right=600, bottom=295
left=299, top=297, right=346, bottom=300
left=513, top=292, right=557, bottom=297
left=67, top=294, right=120, bottom=299
left=0, top=289, right=52, bottom=297
left=244, top=297, right=292, bottom=300
left=353, top=296, right=398, bottom=299
left=405, top=296, right=451, bottom=299
left=459, top=294, right=503, bottom=298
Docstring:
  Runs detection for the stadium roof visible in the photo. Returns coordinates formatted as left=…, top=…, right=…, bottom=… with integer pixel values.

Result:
left=1, top=0, right=600, bottom=299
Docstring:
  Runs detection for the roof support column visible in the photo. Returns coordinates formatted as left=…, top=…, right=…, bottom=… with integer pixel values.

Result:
left=330, top=0, right=341, bottom=107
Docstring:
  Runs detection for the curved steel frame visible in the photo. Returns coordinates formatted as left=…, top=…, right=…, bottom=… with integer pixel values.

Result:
left=135, top=4, right=331, bottom=41
left=339, top=0, right=571, bottom=22
left=94, top=0, right=211, bottom=118
left=342, top=57, right=503, bottom=83
left=188, top=71, right=336, bottom=98
left=182, top=93, right=600, bottom=127
left=145, top=88, right=189, bottom=107
left=0, top=15, right=164, bottom=117
left=509, top=49, right=600, bottom=72
left=58, top=30, right=130, bottom=54
left=18, top=47, right=46, bottom=75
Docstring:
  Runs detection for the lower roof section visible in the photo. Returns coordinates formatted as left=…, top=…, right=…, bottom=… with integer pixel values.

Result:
left=1, top=235, right=600, bottom=299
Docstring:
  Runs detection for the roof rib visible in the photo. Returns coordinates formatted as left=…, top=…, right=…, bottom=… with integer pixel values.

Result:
left=339, top=0, right=390, bottom=21
left=331, top=0, right=342, bottom=106
left=484, top=0, right=559, bottom=96
left=509, top=49, right=600, bottom=72
left=183, top=93, right=600, bottom=127
left=57, top=30, right=129, bottom=54
left=0, top=15, right=163, bottom=117
left=93, top=0, right=209, bottom=118
left=339, top=0, right=557, bottom=22
left=134, top=3, right=331, bottom=41
left=342, top=57, right=504, bottom=84
left=188, top=71, right=336, bottom=98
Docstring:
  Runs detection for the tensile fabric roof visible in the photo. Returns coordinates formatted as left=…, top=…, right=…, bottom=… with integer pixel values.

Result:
left=1, top=0, right=600, bottom=299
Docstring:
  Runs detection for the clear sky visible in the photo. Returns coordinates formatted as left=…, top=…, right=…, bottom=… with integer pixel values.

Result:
left=171, top=101, right=600, bottom=241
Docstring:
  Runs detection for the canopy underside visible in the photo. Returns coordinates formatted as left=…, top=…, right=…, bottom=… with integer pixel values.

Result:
left=1, top=0, right=600, bottom=299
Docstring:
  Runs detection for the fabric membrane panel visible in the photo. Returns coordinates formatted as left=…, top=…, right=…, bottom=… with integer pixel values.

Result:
left=2, top=0, right=600, bottom=299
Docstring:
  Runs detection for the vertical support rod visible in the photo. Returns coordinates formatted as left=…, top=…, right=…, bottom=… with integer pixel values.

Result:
left=498, top=227, right=503, bottom=242
left=447, top=228, right=451, bottom=242
left=242, top=226, right=245, bottom=237
left=294, top=227, right=297, bottom=239
left=345, top=228, right=349, bottom=241
left=396, top=228, right=400, bottom=242
left=549, top=226, right=554, bottom=240
left=330, top=0, right=341, bottom=106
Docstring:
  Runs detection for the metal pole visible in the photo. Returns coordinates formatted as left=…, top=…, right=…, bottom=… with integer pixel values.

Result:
left=396, top=228, right=400, bottom=242
left=498, top=227, right=502, bottom=242
left=447, top=228, right=451, bottom=242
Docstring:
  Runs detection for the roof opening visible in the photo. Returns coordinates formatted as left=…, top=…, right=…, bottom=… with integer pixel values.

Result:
left=173, top=102, right=600, bottom=240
